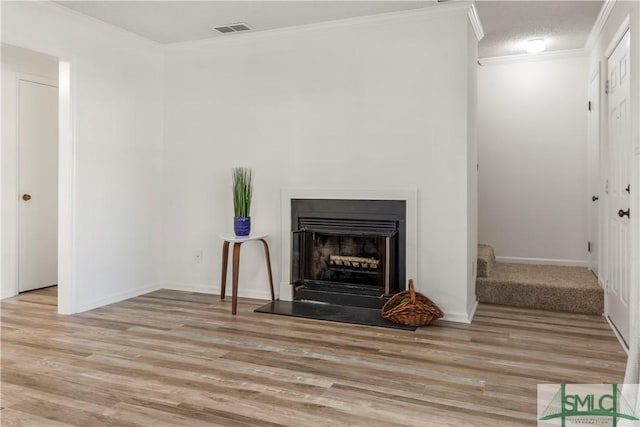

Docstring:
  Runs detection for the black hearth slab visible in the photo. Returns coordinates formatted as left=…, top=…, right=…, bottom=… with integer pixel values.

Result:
left=254, top=300, right=417, bottom=331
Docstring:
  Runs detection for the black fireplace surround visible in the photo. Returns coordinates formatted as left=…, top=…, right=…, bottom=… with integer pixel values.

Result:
left=291, top=199, right=406, bottom=309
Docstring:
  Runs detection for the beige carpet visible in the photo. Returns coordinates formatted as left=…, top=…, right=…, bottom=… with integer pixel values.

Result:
left=476, top=262, right=604, bottom=315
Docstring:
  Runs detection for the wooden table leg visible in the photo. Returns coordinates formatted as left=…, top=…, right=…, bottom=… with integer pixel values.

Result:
left=260, top=239, right=275, bottom=301
left=231, top=242, right=242, bottom=315
left=220, top=240, right=230, bottom=300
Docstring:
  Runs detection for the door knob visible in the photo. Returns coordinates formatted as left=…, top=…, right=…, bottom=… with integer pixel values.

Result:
left=618, top=209, right=630, bottom=218
left=22, top=194, right=31, bottom=201
left=592, top=196, right=599, bottom=202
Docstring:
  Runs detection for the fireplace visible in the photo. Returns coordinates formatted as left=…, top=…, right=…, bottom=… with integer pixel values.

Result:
left=291, top=199, right=406, bottom=309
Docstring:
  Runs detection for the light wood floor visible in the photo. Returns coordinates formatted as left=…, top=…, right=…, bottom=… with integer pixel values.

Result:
left=1, top=287, right=627, bottom=427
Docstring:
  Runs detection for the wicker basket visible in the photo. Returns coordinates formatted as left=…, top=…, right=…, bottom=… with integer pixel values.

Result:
left=381, top=279, right=444, bottom=327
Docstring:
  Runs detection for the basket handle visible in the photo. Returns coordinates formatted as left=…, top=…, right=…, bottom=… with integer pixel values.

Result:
left=408, top=279, right=416, bottom=304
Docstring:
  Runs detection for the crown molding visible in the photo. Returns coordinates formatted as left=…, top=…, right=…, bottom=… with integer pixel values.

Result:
left=164, top=1, right=474, bottom=51
left=40, top=1, right=162, bottom=50
left=478, top=48, right=586, bottom=66
left=584, top=0, right=616, bottom=53
left=604, top=14, right=630, bottom=58
left=467, top=3, right=485, bottom=41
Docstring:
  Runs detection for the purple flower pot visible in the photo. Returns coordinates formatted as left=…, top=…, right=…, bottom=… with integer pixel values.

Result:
left=234, top=216, right=251, bottom=237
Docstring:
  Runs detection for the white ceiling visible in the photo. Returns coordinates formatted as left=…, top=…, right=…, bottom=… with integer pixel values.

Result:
left=475, top=1, right=603, bottom=58
left=56, top=1, right=433, bottom=44
left=56, top=1, right=604, bottom=57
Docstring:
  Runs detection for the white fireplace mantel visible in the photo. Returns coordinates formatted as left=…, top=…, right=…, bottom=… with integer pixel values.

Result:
left=279, top=188, right=418, bottom=301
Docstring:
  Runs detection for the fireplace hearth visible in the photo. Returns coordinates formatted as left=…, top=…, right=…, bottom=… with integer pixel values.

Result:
left=291, top=199, right=406, bottom=309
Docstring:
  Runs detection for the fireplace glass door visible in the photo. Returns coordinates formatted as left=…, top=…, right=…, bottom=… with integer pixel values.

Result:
left=291, top=218, right=398, bottom=303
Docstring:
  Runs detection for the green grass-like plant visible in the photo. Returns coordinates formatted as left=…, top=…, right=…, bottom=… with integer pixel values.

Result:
left=232, top=167, right=253, bottom=218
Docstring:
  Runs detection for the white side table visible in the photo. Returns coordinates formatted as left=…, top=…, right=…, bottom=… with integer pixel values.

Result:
left=219, top=233, right=275, bottom=315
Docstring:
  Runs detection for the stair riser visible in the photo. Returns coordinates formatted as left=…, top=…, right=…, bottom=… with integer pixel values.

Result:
left=476, top=280, right=604, bottom=315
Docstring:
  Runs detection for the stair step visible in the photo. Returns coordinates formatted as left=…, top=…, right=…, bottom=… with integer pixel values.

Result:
left=477, top=244, right=496, bottom=278
left=476, top=263, right=603, bottom=315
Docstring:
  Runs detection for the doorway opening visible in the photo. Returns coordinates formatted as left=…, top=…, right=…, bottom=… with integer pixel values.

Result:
left=18, top=73, right=58, bottom=294
left=1, top=43, right=73, bottom=314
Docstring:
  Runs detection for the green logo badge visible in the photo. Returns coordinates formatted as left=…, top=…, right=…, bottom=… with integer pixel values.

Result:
left=538, top=384, right=639, bottom=426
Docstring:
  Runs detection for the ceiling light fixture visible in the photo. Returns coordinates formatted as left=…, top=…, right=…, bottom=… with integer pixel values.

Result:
left=526, top=39, right=546, bottom=54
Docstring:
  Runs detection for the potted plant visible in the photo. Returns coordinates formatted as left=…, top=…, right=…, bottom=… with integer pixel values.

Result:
left=232, top=167, right=253, bottom=236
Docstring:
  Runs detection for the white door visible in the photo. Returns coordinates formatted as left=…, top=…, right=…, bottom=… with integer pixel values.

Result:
left=587, top=69, right=600, bottom=275
left=18, top=79, right=58, bottom=292
left=606, top=30, right=631, bottom=344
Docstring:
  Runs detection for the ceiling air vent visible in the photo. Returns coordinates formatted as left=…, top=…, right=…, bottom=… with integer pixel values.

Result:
left=211, top=23, right=254, bottom=35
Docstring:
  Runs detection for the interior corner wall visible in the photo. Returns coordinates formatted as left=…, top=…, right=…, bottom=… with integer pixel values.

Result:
left=162, top=8, right=477, bottom=321
left=1, top=2, right=164, bottom=311
left=477, top=55, right=589, bottom=264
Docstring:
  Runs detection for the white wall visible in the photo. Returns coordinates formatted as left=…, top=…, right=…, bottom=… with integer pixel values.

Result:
left=1, top=44, right=59, bottom=299
left=477, top=55, right=589, bottom=265
left=162, top=5, right=480, bottom=321
left=1, top=2, right=164, bottom=311
left=1, top=2, right=481, bottom=321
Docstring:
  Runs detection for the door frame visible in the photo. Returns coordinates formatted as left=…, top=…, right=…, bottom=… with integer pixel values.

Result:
left=57, top=60, right=76, bottom=315
left=3, top=72, right=58, bottom=298
left=587, top=65, right=600, bottom=276
left=1, top=47, right=76, bottom=314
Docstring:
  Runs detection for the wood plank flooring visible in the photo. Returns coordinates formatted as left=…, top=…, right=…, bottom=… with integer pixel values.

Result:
left=1, top=287, right=627, bottom=426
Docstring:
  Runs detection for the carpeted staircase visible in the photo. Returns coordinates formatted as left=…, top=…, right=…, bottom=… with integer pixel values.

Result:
left=476, top=245, right=604, bottom=315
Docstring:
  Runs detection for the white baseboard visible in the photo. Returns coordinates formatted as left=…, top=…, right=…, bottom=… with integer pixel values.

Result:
left=495, top=256, right=589, bottom=268
left=71, top=280, right=479, bottom=324
left=162, top=282, right=273, bottom=301
left=75, top=282, right=160, bottom=313
left=605, top=315, right=629, bottom=354
left=1, top=290, right=18, bottom=300
left=467, top=299, right=479, bottom=323
left=442, top=311, right=472, bottom=323
left=443, top=299, right=477, bottom=324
